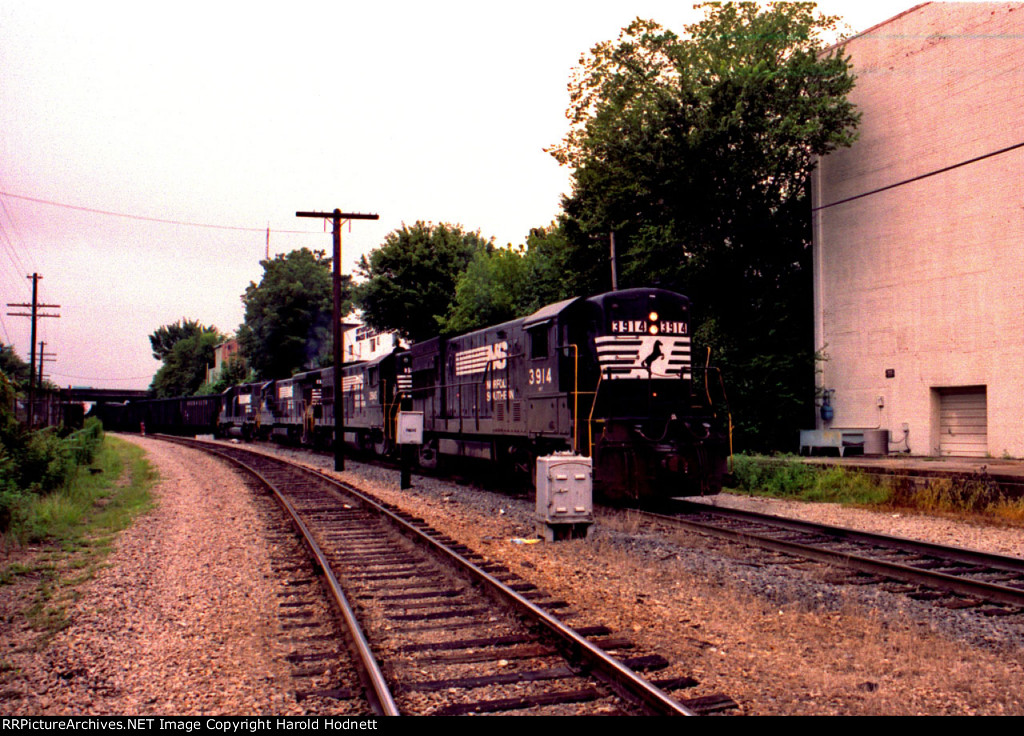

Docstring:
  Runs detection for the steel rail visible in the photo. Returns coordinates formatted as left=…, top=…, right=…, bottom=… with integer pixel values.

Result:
left=673, top=500, right=1024, bottom=574
left=651, top=502, right=1024, bottom=609
left=157, top=436, right=700, bottom=714
left=272, top=456, right=698, bottom=716
left=185, top=442, right=401, bottom=716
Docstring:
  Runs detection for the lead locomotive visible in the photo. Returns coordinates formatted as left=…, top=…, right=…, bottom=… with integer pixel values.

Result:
left=404, top=287, right=728, bottom=502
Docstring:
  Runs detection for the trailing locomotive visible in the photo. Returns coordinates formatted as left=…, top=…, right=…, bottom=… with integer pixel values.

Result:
left=101, top=288, right=729, bottom=504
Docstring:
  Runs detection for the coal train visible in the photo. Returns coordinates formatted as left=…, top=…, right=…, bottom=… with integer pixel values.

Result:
left=99, top=288, right=729, bottom=503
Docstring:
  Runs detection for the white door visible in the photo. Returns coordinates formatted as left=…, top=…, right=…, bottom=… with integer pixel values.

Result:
left=938, top=387, right=987, bottom=457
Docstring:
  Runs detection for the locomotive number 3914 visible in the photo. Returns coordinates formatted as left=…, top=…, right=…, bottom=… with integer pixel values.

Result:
left=528, top=367, right=553, bottom=386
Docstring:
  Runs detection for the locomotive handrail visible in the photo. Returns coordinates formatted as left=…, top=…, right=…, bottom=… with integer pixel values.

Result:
left=569, top=343, right=579, bottom=452
left=557, top=342, right=593, bottom=455
left=705, top=364, right=734, bottom=470
left=381, top=378, right=394, bottom=444
left=587, top=371, right=604, bottom=458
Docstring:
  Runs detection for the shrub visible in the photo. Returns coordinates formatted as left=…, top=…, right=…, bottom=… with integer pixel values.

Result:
left=0, top=418, right=105, bottom=533
left=63, top=419, right=104, bottom=467
left=731, top=454, right=819, bottom=497
left=730, top=454, right=890, bottom=505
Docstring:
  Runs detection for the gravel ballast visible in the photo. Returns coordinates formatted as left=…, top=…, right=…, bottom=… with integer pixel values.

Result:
left=284, top=445, right=1024, bottom=716
left=1, top=436, right=346, bottom=716
left=3, top=436, right=1023, bottom=716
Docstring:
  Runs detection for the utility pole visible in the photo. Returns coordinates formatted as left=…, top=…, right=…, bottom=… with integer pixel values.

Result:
left=37, top=341, right=57, bottom=425
left=37, top=341, right=57, bottom=383
left=296, top=209, right=379, bottom=471
left=6, top=274, right=60, bottom=428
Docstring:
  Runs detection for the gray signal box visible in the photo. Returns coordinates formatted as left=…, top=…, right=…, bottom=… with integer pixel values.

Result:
left=535, top=453, right=594, bottom=542
left=397, top=411, right=424, bottom=445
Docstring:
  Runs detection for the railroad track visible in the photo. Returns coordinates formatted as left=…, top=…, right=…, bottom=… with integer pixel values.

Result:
left=657, top=500, right=1024, bottom=615
left=158, top=436, right=735, bottom=716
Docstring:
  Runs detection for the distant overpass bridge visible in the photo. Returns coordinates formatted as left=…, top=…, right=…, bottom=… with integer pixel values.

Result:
left=61, top=387, right=150, bottom=403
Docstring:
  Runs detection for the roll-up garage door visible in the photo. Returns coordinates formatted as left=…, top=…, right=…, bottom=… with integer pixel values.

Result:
left=938, top=387, right=987, bottom=457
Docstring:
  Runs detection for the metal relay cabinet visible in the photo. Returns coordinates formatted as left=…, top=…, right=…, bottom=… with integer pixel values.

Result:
left=535, top=453, right=594, bottom=541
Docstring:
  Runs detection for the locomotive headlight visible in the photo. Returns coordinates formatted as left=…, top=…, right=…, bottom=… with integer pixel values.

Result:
left=648, top=311, right=659, bottom=322
left=649, top=323, right=659, bottom=335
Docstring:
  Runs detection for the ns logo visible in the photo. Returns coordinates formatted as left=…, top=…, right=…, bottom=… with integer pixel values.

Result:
left=454, top=341, right=508, bottom=376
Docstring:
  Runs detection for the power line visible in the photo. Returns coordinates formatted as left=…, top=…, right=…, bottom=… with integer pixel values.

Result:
left=0, top=196, right=36, bottom=301
left=0, top=190, right=328, bottom=236
left=0, top=210, right=31, bottom=279
left=813, top=140, right=1024, bottom=211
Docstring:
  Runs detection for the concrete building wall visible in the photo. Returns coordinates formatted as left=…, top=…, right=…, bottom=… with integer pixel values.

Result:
left=812, top=3, right=1024, bottom=457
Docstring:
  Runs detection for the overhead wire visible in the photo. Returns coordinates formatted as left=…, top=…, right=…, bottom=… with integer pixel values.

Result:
left=0, top=189, right=326, bottom=236
left=0, top=188, right=344, bottom=384
left=0, top=196, right=34, bottom=271
left=813, top=140, right=1024, bottom=211
left=0, top=194, right=36, bottom=345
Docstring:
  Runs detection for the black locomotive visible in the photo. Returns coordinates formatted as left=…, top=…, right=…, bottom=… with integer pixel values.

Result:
left=99, top=288, right=729, bottom=503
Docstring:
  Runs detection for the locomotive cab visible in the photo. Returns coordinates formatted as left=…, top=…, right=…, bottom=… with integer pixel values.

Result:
left=582, top=288, right=726, bottom=502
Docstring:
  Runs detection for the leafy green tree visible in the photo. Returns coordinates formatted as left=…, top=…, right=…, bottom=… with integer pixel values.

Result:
left=0, top=341, right=30, bottom=388
left=236, top=248, right=346, bottom=379
left=149, top=327, right=224, bottom=397
left=442, top=223, right=575, bottom=334
left=149, top=319, right=207, bottom=361
left=354, top=222, right=493, bottom=342
left=550, top=2, right=859, bottom=449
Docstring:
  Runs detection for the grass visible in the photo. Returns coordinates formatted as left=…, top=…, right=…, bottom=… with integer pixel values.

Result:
left=0, top=436, right=158, bottom=634
left=888, top=475, right=1024, bottom=524
left=730, top=454, right=890, bottom=506
left=728, top=453, right=1024, bottom=524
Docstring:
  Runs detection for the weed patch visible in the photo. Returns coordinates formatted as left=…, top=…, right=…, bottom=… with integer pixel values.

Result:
left=731, top=454, right=1024, bottom=524
left=887, top=475, right=1024, bottom=523
left=730, top=454, right=890, bottom=506
left=1, top=437, right=157, bottom=635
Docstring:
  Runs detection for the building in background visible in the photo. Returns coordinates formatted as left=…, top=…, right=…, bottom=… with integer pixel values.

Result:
left=811, top=2, right=1024, bottom=457
left=342, top=319, right=403, bottom=364
left=206, top=337, right=242, bottom=386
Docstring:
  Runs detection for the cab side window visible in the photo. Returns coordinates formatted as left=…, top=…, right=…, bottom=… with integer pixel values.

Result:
left=529, top=326, right=548, bottom=359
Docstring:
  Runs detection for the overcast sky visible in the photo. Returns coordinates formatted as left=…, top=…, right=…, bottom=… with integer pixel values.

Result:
left=1, top=1, right=918, bottom=390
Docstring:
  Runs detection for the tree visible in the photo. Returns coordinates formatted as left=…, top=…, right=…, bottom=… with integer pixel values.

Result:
left=149, top=323, right=224, bottom=397
left=149, top=319, right=207, bottom=362
left=442, top=223, right=575, bottom=334
left=236, top=248, right=345, bottom=380
left=550, top=2, right=859, bottom=449
left=354, top=222, right=493, bottom=342
left=0, top=342, right=30, bottom=391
